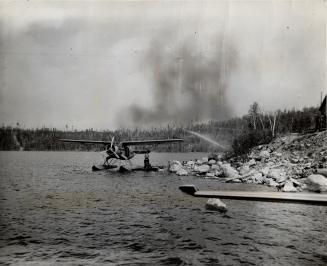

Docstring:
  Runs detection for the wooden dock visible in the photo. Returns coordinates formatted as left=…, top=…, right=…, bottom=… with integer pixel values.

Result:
left=179, top=185, right=327, bottom=205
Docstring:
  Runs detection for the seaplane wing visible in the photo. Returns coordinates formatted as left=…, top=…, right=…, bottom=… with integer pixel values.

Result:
left=120, top=139, right=183, bottom=146
left=59, top=138, right=183, bottom=146
left=59, top=139, right=112, bottom=145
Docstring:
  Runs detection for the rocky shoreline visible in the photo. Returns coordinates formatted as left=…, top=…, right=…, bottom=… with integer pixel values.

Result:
left=169, top=131, right=327, bottom=193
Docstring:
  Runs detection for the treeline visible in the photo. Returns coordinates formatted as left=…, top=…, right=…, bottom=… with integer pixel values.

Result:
left=231, top=103, right=318, bottom=155
left=0, top=124, right=236, bottom=152
left=0, top=103, right=319, bottom=154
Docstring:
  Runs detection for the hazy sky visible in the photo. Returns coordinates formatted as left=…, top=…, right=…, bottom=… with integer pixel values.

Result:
left=0, top=0, right=325, bottom=130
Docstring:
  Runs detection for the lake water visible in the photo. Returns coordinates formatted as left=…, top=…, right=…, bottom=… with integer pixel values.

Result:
left=0, top=151, right=326, bottom=265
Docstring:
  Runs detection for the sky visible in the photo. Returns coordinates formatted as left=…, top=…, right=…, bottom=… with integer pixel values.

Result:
left=0, top=0, right=325, bottom=130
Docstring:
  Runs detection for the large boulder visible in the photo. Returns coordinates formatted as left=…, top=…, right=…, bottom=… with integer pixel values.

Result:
left=169, top=160, right=183, bottom=173
left=222, top=164, right=239, bottom=178
left=205, top=198, right=227, bottom=212
left=305, top=174, right=327, bottom=192
left=316, top=168, right=327, bottom=177
left=197, top=164, right=210, bottom=173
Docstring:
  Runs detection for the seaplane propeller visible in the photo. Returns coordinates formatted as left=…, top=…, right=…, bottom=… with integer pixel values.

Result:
left=106, top=137, right=120, bottom=159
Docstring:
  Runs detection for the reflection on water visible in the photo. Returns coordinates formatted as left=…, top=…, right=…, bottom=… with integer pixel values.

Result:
left=0, top=151, right=326, bottom=265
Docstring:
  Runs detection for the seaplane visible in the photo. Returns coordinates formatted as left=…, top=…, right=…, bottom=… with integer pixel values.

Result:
left=59, top=137, right=183, bottom=172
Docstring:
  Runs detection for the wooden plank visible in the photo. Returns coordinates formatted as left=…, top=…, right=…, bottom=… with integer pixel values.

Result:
left=179, top=185, right=327, bottom=205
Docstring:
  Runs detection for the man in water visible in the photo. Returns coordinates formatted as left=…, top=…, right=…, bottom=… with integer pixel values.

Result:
left=144, top=154, right=152, bottom=170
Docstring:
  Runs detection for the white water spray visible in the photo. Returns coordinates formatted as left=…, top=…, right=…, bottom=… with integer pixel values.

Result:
left=188, top=131, right=227, bottom=150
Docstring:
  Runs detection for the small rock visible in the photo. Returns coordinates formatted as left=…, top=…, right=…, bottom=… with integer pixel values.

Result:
left=251, top=172, right=264, bottom=183
left=208, top=159, right=216, bottom=165
left=239, top=165, right=250, bottom=175
left=231, top=178, right=242, bottom=183
left=211, top=164, right=220, bottom=170
left=277, top=175, right=288, bottom=183
left=267, top=169, right=287, bottom=183
left=202, top=157, right=209, bottom=163
left=267, top=179, right=279, bottom=187
left=176, top=168, right=188, bottom=176
left=281, top=180, right=298, bottom=192
left=259, top=150, right=270, bottom=159
left=217, top=154, right=223, bottom=161
left=197, top=164, right=210, bottom=173
left=291, top=157, right=299, bottom=163
left=217, top=161, right=223, bottom=167
left=214, top=169, right=223, bottom=177
left=305, top=174, right=327, bottom=192
left=169, top=160, right=183, bottom=173
left=205, top=198, right=227, bottom=212
left=260, top=167, right=270, bottom=176
left=293, top=167, right=303, bottom=176
left=248, top=159, right=256, bottom=167
left=186, top=160, right=195, bottom=168
left=289, top=178, right=302, bottom=187
left=222, top=164, right=239, bottom=178
left=205, top=172, right=215, bottom=178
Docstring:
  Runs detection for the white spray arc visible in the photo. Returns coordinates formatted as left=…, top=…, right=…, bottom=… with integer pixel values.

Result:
left=188, top=131, right=227, bottom=150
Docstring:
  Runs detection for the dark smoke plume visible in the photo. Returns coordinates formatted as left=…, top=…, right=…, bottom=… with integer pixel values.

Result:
left=123, top=35, right=237, bottom=127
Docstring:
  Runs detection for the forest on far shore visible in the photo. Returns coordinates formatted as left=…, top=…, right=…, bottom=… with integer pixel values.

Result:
left=0, top=103, right=320, bottom=156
